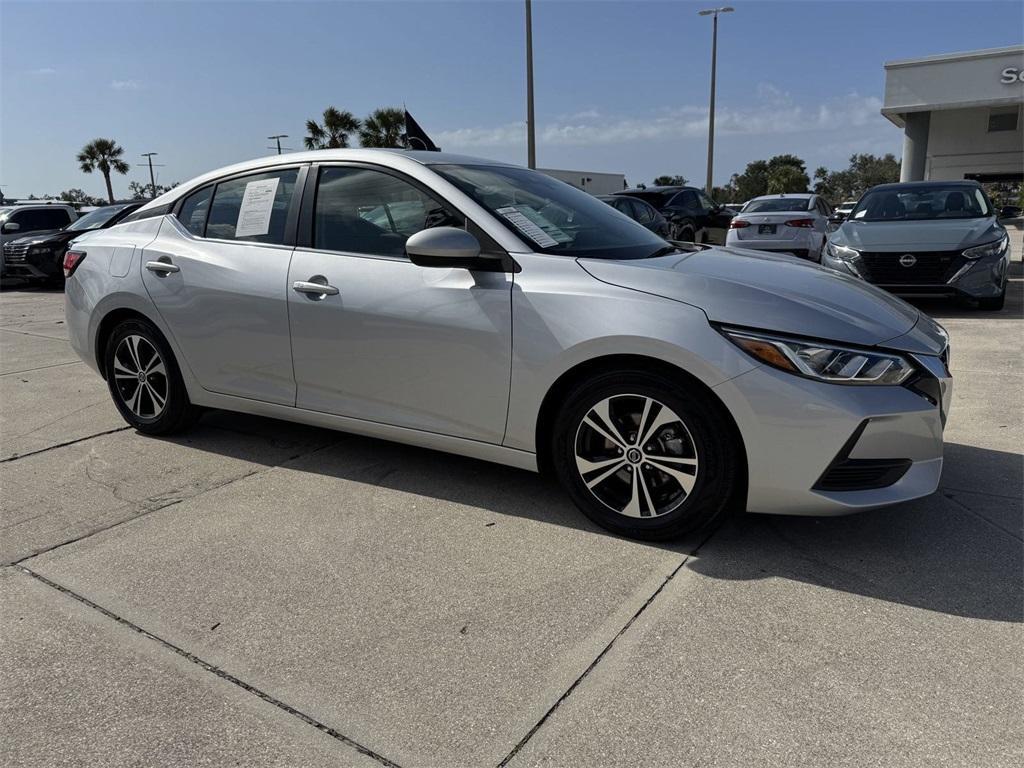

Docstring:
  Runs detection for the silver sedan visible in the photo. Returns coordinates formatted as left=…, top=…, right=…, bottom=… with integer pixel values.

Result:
left=64, top=150, right=951, bottom=540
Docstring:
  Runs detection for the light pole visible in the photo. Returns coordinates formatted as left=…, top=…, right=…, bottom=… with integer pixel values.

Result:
left=268, top=134, right=288, bottom=155
left=140, top=153, right=161, bottom=199
left=698, top=6, right=733, bottom=194
left=525, top=0, right=536, bottom=169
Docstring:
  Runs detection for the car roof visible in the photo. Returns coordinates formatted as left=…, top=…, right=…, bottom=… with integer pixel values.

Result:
left=131, top=148, right=518, bottom=218
left=748, top=193, right=814, bottom=200
left=618, top=186, right=694, bottom=194
left=869, top=180, right=982, bottom=191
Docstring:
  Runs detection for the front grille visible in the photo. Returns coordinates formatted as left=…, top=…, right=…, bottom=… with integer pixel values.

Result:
left=858, top=250, right=964, bottom=285
left=2, top=242, right=30, bottom=263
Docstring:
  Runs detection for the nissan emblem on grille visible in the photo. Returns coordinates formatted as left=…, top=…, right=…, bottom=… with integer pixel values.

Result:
left=899, top=253, right=917, bottom=267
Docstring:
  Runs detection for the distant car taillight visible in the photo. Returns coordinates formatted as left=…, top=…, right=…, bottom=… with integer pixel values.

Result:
left=63, top=249, right=86, bottom=278
left=784, top=219, right=815, bottom=228
left=729, top=219, right=750, bottom=229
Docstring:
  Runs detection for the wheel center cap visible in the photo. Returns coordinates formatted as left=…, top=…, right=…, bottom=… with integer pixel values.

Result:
left=137, top=371, right=146, bottom=383
left=626, top=448, right=642, bottom=464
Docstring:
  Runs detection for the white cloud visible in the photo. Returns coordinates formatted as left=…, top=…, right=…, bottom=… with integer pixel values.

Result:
left=30, top=67, right=56, bottom=75
left=110, top=79, right=143, bottom=91
left=436, top=88, right=885, bottom=150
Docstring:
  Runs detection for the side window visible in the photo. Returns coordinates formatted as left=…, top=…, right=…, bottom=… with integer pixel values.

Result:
left=313, top=166, right=461, bottom=256
left=698, top=192, right=716, bottom=210
left=205, top=168, right=299, bottom=244
left=633, top=200, right=654, bottom=223
left=177, top=185, right=213, bottom=236
left=13, top=209, right=70, bottom=231
left=673, top=191, right=699, bottom=209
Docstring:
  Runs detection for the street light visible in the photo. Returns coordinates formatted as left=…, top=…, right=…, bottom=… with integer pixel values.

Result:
left=698, top=6, right=734, bottom=194
left=139, top=153, right=163, bottom=199
left=267, top=134, right=289, bottom=155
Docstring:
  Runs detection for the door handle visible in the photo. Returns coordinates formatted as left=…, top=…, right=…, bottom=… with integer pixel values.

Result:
left=292, top=279, right=339, bottom=297
left=145, top=260, right=180, bottom=274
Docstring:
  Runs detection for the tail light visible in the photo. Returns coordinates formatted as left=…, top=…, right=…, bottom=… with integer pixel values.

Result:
left=784, top=218, right=815, bottom=228
left=63, top=249, right=86, bottom=278
left=729, top=219, right=750, bottom=229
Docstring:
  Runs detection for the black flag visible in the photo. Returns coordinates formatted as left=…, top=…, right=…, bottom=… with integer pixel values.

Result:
left=405, top=110, right=440, bottom=152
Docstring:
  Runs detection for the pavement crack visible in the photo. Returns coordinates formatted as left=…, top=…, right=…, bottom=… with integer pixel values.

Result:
left=495, top=523, right=724, bottom=767
left=0, top=360, right=83, bottom=377
left=0, top=426, right=132, bottom=464
left=16, top=565, right=402, bottom=768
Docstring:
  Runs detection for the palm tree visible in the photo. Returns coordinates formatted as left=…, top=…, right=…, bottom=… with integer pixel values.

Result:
left=77, top=138, right=130, bottom=204
left=358, top=107, right=407, bottom=148
left=304, top=107, right=361, bottom=150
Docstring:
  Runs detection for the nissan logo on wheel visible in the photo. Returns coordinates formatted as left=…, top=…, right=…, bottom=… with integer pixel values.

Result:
left=899, top=253, right=918, bottom=267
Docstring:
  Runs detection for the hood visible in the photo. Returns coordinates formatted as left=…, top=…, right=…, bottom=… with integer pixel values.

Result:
left=834, top=217, right=1002, bottom=251
left=7, top=229, right=67, bottom=247
left=577, top=246, right=943, bottom=353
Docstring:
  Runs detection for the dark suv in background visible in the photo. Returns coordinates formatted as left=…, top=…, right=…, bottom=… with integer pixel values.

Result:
left=2, top=202, right=143, bottom=286
left=614, top=185, right=734, bottom=244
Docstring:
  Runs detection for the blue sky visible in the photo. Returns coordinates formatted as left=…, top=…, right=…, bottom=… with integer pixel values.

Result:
left=1, top=0, right=1021, bottom=199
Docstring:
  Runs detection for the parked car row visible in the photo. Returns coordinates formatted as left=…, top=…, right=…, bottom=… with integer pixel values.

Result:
left=1, top=201, right=144, bottom=285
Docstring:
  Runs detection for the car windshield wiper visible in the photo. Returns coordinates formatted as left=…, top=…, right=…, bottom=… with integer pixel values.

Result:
left=645, top=245, right=679, bottom=259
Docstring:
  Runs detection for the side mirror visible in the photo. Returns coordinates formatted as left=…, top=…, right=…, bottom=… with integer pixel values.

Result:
left=998, top=206, right=1021, bottom=220
left=1, top=222, right=20, bottom=233
left=406, top=226, right=481, bottom=268
left=828, top=212, right=847, bottom=224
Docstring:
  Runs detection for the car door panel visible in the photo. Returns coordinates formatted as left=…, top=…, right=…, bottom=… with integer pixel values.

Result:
left=141, top=219, right=297, bottom=405
left=286, top=163, right=513, bottom=443
left=288, top=251, right=512, bottom=441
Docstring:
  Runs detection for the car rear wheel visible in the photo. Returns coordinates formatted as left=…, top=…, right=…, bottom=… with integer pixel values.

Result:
left=671, top=222, right=695, bottom=242
left=552, top=371, right=740, bottom=540
left=103, top=318, right=199, bottom=435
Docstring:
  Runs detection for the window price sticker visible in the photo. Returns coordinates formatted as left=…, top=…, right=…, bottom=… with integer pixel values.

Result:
left=495, top=205, right=564, bottom=248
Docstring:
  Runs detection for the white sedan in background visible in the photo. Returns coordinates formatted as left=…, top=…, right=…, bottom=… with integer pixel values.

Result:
left=726, top=193, right=833, bottom=262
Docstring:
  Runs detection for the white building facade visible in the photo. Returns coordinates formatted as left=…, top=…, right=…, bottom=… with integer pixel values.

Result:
left=882, top=46, right=1024, bottom=183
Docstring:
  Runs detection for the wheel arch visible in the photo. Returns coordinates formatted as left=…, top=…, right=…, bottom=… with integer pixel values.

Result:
left=94, top=307, right=169, bottom=380
left=533, top=353, right=748, bottom=507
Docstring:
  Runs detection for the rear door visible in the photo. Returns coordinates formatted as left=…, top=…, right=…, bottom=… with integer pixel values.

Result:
left=286, top=163, right=513, bottom=442
left=140, top=166, right=305, bottom=405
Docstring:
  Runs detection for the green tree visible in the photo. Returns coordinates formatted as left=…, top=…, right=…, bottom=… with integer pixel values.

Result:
left=304, top=107, right=361, bottom=150
left=726, top=154, right=809, bottom=201
left=813, top=153, right=900, bottom=202
left=58, top=188, right=105, bottom=206
left=359, top=107, right=407, bottom=148
left=653, top=174, right=687, bottom=186
left=76, top=138, right=130, bottom=204
left=128, top=180, right=178, bottom=200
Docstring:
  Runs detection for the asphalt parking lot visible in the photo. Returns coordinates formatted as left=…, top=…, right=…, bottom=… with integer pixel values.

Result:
left=1, top=246, right=1022, bottom=767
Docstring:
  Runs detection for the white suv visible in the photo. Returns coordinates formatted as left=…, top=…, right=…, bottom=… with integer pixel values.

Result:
left=0, top=203, right=78, bottom=277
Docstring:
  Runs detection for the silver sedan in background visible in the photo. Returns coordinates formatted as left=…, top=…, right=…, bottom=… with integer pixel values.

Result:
left=64, top=150, right=950, bottom=540
left=726, top=193, right=834, bottom=262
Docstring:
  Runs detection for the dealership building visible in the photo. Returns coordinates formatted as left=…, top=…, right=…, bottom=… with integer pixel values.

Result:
left=882, top=45, right=1024, bottom=183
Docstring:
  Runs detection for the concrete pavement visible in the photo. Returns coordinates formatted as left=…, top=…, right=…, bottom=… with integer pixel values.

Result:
left=1, top=252, right=1021, bottom=766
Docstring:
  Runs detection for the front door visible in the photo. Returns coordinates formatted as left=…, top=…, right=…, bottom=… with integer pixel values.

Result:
left=141, top=166, right=302, bottom=405
left=287, top=164, right=513, bottom=443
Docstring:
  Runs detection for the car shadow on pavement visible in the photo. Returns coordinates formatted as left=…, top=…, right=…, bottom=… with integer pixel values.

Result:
left=166, top=413, right=1023, bottom=624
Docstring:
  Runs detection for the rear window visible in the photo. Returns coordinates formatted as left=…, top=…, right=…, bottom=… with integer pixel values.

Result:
left=743, top=198, right=812, bottom=213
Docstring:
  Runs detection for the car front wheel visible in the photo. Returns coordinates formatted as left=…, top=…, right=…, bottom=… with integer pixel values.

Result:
left=552, top=371, right=740, bottom=540
left=103, top=318, right=199, bottom=435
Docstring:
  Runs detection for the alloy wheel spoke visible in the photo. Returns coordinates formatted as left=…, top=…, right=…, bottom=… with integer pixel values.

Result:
left=584, top=460, right=626, bottom=489
left=640, top=406, right=680, bottom=448
left=583, top=412, right=626, bottom=450
left=126, top=381, right=143, bottom=416
left=113, top=357, right=137, bottom=377
left=126, top=336, right=143, bottom=371
left=145, top=359, right=166, bottom=378
left=647, top=456, right=697, bottom=494
left=146, top=383, right=166, bottom=412
left=575, top=454, right=625, bottom=475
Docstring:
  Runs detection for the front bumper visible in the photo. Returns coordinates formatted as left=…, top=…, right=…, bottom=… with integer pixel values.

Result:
left=713, top=352, right=950, bottom=516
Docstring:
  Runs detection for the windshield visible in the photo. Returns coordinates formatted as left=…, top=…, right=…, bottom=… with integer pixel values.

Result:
left=852, top=185, right=992, bottom=222
left=435, top=165, right=669, bottom=259
left=743, top=198, right=812, bottom=213
left=67, top=204, right=131, bottom=231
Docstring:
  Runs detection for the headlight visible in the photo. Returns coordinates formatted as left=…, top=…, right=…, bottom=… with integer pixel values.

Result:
left=825, top=242, right=859, bottom=261
left=29, top=245, right=54, bottom=255
left=962, top=234, right=1008, bottom=260
left=722, top=328, right=915, bottom=385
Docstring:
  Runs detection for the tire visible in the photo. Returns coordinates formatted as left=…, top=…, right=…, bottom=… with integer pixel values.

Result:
left=977, top=290, right=1006, bottom=311
left=552, top=370, right=740, bottom=541
left=103, top=318, right=199, bottom=435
